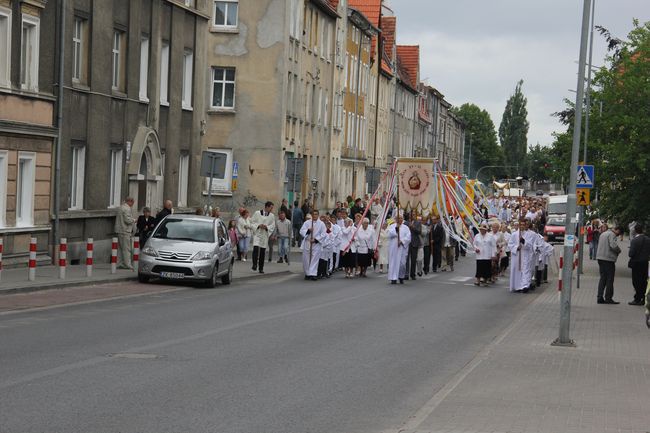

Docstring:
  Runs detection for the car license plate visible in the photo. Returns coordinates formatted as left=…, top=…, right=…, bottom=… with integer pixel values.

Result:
left=160, top=271, right=185, bottom=279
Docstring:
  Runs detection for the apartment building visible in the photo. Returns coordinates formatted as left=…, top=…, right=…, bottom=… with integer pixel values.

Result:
left=0, top=0, right=54, bottom=264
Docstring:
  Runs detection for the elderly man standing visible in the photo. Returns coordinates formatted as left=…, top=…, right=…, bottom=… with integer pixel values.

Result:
left=596, top=224, right=623, bottom=304
left=251, top=201, right=276, bottom=274
left=115, top=197, right=135, bottom=270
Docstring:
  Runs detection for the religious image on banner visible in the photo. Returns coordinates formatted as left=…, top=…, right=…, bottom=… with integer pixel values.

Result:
left=397, top=158, right=435, bottom=211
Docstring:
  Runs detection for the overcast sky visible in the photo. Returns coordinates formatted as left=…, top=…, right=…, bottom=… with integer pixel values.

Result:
left=389, top=0, right=649, bottom=147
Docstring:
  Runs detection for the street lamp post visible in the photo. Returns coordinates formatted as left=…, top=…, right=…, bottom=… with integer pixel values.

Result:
left=467, top=133, right=473, bottom=178
left=554, top=0, right=592, bottom=348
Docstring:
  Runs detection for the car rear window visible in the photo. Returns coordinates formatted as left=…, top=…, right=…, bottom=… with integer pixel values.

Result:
left=152, top=218, right=215, bottom=243
left=547, top=218, right=565, bottom=226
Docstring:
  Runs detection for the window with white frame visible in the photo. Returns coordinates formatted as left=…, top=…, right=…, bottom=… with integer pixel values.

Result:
left=20, top=15, right=39, bottom=91
left=70, top=146, right=85, bottom=210
left=0, top=151, right=6, bottom=227
left=203, top=149, right=233, bottom=194
left=182, top=49, right=193, bottom=109
left=112, top=30, right=126, bottom=91
left=139, top=36, right=149, bottom=101
left=178, top=153, right=189, bottom=207
left=109, top=148, right=123, bottom=208
left=160, top=41, right=170, bottom=104
left=211, top=67, right=235, bottom=109
left=213, top=0, right=238, bottom=29
left=72, top=18, right=89, bottom=84
left=16, top=152, right=35, bottom=227
left=0, top=7, right=9, bottom=87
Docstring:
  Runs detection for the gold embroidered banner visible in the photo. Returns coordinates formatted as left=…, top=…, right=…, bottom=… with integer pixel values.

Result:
left=396, top=158, right=435, bottom=211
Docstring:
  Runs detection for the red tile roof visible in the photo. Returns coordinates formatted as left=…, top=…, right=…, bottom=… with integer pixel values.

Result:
left=348, top=0, right=381, bottom=27
left=380, top=16, right=396, bottom=76
left=396, top=45, right=419, bottom=91
left=329, top=0, right=340, bottom=9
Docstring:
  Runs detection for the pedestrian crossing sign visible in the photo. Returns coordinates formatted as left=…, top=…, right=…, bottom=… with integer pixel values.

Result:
left=576, top=188, right=590, bottom=206
left=576, top=165, right=594, bottom=188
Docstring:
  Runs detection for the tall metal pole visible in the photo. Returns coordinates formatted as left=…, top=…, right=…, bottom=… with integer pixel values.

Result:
left=577, top=0, right=595, bottom=283
left=554, top=0, right=592, bottom=347
left=53, top=0, right=66, bottom=259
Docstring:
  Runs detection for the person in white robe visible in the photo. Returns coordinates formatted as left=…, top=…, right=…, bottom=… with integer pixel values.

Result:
left=250, top=201, right=276, bottom=273
left=340, top=218, right=355, bottom=278
left=473, top=223, right=496, bottom=286
left=508, top=219, right=538, bottom=292
left=355, top=218, right=374, bottom=277
left=377, top=222, right=389, bottom=273
left=387, top=215, right=411, bottom=284
left=318, top=218, right=334, bottom=278
left=329, top=215, right=342, bottom=272
left=299, top=211, right=327, bottom=280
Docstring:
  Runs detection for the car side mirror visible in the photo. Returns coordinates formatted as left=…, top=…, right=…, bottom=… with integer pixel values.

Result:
left=219, top=238, right=226, bottom=247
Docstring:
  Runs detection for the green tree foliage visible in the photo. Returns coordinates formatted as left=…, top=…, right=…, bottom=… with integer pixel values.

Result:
left=526, top=144, right=555, bottom=182
left=587, top=20, right=649, bottom=224
left=452, top=103, right=503, bottom=180
left=499, top=80, right=530, bottom=172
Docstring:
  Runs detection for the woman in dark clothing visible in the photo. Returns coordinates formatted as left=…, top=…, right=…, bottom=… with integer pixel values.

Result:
left=136, top=207, right=156, bottom=247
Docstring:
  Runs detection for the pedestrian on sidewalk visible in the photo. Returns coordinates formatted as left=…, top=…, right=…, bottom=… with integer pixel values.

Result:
left=251, top=202, right=275, bottom=274
left=292, top=201, right=304, bottom=248
left=275, top=210, right=292, bottom=264
left=627, top=224, right=650, bottom=306
left=596, top=224, right=623, bottom=304
left=136, top=207, right=155, bottom=249
left=155, top=199, right=173, bottom=224
left=236, top=209, right=252, bottom=261
left=115, top=197, right=135, bottom=270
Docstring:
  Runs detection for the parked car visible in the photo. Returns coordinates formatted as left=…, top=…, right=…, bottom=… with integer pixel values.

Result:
left=138, top=215, right=234, bottom=287
left=544, top=215, right=566, bottom=243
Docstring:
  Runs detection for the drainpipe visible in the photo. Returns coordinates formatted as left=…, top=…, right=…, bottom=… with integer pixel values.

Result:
left=372, top=13, right=382, bottom=169
left=351, top=31, right=363, bottom=197
left=53, top=0, right=66, bottom=256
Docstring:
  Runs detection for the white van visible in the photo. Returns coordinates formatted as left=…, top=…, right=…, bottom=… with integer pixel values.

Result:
left=547, top=195, right=568, bottom=216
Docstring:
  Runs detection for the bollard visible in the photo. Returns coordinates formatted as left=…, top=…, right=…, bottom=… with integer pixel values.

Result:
left=28, top=237, right=37, bottom=281
left=133, top=239, right=139, bottom=271
left=111, top=237, right=118, bottom=274
left=86, top=238, right=93, bottom=277
left=59, top=238, right=67, bottom=279
left=558, top=256, right=564, bottom=291
left=0, top=237, right=3, bottom=282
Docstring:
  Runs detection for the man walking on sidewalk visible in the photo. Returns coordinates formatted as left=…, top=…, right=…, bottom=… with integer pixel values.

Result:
left=596, top=224, right=623, bottom=304
left=628, top=224, right=650, bottom=306
left=115, top=197, right=135, bottom=270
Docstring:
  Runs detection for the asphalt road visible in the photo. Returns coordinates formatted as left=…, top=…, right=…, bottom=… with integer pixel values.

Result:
left=0, top=257, right=535, bottom=433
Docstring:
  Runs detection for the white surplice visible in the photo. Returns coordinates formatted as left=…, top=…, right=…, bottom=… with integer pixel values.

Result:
left=508, top=229, right=537, bottom=291
left=387, top=223, right=411, bottom=281
left=300, top=218, right=327, bottom=277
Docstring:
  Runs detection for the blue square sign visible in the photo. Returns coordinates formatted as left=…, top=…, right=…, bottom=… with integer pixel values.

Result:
left=576, top=165, right=594, bottom=188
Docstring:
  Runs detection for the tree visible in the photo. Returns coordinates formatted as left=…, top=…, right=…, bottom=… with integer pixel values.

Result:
left=451, top=103, right=503, bottom=180
left=587, top=20, right=650, bottom=225
left=526, top=143, right=555, bottom=183
left=499, top=80, right=530, bottom=173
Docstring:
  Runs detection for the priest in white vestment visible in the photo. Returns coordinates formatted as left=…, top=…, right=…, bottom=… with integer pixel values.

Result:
left=387, top=215, right=412, bottom=284
left=508, top=219, right=537, bottom=292
left=300, top=211, right=327, bottom=280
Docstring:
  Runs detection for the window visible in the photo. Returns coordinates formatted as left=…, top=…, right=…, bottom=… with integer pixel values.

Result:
left=70, top=146, right=85, bottom=210
left=112, top=30, right=126, bottom=91
left=0, top=151, right=6, bottom=227
left=213, top=0, right=238, bottom=28
left=72, top=18, right=89, bottom=83
left=182, top=49, right=193, bottom=109
left=20, top=15, right=39, bottom=91
left=211, top=67, right=235, bottom=109
left=0, top=7, right=11, bottom=87
left=203, top=149, right=233, bottom=194
left=16, top=153, right=35, bottom=227
left=160, top=41, right=169, bottom=104
left=109, top=148, right=123, bottom=208
left=139, top=36, right=149, bottom=101
left=178, top=154, right=189, bottom=207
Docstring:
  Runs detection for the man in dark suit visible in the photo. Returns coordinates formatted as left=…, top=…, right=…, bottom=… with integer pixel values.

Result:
left=155, top=199, right=173, bottom=224
left=408, top=213, right=422, bottom=280
left=628, top=224, right=650, bottom=305
left=430, top=215, right=444, bottom=272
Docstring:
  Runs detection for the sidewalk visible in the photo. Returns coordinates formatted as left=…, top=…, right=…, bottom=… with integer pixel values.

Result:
left=0, top=251, right=304, bottom=295
left=401, top=241, right=650, bottom=433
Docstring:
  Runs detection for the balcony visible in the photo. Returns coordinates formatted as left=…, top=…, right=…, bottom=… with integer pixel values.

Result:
left=341, top=146, right=367, bottom=161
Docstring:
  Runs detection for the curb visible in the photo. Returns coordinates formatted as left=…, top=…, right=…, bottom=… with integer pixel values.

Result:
left=0, top=269, right=296, bottom=297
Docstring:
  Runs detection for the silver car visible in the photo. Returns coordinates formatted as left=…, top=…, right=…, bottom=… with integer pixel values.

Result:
left=138, top=215, right=234, bottom=287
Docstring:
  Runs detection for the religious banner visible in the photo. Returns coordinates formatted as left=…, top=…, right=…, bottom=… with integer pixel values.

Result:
left=396, top=158, right=435, bottom=211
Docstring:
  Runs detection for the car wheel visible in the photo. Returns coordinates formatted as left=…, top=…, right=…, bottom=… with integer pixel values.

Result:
left=221, top=260, right=233, bottom=285
left=205, top=264, right=219, bottom=288
left=138, top=273, right=150, bottom=284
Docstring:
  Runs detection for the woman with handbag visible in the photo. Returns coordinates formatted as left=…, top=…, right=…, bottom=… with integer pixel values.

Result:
left=355, top=218, right=374, bottom=278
